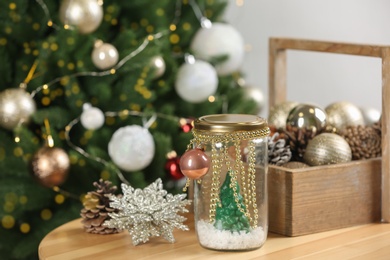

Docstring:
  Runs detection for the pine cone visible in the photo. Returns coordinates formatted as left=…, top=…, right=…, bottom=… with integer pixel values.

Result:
left=80, top=179, right=120, bottom=234
left=268, top=132, right=292, bottom=166
left=339, top=125, right=381, bottom=160
left=282, top=125, right=318, bottom=161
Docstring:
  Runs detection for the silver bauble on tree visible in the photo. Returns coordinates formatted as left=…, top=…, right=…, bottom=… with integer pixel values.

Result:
left=59, top=0, right=103, bottom=34
left=150, top=55, right=166, bottom=79
left=0, top=88, right=36, bottom=130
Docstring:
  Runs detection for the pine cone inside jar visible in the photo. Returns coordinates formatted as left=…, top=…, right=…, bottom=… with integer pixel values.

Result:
left=339, top=125, right=381, bottom=160
left=80, top=179, right=120, bottom=234
left=282, top=125, right=318, bottom=161
left=268, top=132, right=292, bottom=166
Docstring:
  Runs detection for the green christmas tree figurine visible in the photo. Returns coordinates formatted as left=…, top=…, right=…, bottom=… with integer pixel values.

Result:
left=214, top=171, right=250, bottom=233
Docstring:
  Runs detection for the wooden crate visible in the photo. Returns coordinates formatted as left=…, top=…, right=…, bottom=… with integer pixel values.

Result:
left=268, top=37, right=390, bottom=236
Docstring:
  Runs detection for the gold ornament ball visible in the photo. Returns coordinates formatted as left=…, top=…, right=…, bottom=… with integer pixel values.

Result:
left=30, top=146, right=70, bottom=188
left=59, top=0, right=103, bottom=34
left=0, top=88, right=36, bottom=130
left=325, top=101, right=364, bottom=130
left=268, top=101, right=298, bottom=130
left=286, top=104, right=327, bottom=132
left=303, top=133, right=352, bottom=166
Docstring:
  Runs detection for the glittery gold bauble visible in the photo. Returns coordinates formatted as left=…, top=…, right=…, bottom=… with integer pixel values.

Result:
left=0, top=88, right=36, bottom=130
left=59, top=0, right=103, bottom=34
left=325, top=101, right=364, bottom=130
left=268, top=101, right=298, bottom=130
left=303, top=133, right=352, bottom=166
left=286, top=104, right=327, bottom=132
left=30, top=146, right=70, bottom=188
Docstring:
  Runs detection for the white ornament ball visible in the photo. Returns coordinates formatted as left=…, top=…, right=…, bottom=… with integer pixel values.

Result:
left=175, top=60, right=218, bottom=103
left=59, top=0, right=103, bottom=34
left=92, top=42, right=119, bottom=70
left=108, top=125, right=155, bottom=172
left=0, top=88, right=36, bottom=130
left=190, top=23, right=244, bottom=76
left=150, top=55, right=166, bottom=79
left=80, top=105, right=105, bottom=130
left=360, top=107, right=381, bottom=125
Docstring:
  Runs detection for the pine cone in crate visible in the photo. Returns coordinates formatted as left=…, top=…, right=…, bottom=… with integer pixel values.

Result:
left=339, top=125, right=381, bottom=160
left=268, top=132, right=292, bottom=166
left=80, top=179, right=120, bottom=234
left=282, top=125, right=318, bottom=161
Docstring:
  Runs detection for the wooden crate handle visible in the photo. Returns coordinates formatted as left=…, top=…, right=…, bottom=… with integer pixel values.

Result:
left=268, top=37, right=390, bottom=222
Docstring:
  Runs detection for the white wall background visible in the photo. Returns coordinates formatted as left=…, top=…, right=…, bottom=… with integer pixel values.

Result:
left=224, top=0, right=388, bottom=117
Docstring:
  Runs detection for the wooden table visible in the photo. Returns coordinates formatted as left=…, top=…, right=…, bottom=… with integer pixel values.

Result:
left=39, top=214, right=390, bottom=259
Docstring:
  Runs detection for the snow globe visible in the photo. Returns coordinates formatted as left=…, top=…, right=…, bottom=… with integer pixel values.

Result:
left=180, top=114, right=270, bottom=251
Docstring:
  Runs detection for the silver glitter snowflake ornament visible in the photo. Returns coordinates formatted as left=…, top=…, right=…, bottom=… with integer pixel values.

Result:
left=103, top=178, right=192, bottom=245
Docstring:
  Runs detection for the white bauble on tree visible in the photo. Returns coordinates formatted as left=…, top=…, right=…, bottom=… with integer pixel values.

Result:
left=0, top=88, right=36, bottom=130
left=175, top=60, right=218, bottom=103
left=150, top=55, right=166, bottom=79
left=59, top=0, right=103, bottom=34
left=108, top=125, right=155, bottom=172
left=91, top=41, right=119, bottom=70
left=80, top=103, right=105, bottom=130
left=190, top=23, right=244, bottom=76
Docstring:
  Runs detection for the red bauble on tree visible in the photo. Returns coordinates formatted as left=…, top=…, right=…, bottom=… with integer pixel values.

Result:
left=165, top=156, right=184, bottom=180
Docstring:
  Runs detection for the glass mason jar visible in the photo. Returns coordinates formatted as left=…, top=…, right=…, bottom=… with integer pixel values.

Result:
left=188, top=114, right=270, bottom=251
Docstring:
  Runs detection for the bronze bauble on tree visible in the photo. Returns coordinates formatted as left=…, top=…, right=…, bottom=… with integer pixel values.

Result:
left=268, top=101, right=298, bottom=130
left=325, top=101, right=364, bottom=130
left=30, top=146, right=70, bottom=188
left=303, top=133, right=352, bottom=166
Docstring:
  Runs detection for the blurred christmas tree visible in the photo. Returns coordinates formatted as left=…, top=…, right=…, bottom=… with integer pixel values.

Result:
left=0, top=0, right=258, bottom=259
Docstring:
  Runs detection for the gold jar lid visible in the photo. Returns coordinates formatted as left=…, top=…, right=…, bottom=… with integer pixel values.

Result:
left=194, top=114, right=268, bottom=133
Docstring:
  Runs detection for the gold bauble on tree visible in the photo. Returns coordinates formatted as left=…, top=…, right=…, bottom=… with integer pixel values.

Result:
left=303, top=133, right=352, bottom=166
left=325, top=101, right=364, bottom=130
left=0, top=88, right=36, bottom=130
left=286, top=103, right=327, bottom=132
left=30, top=146, right=70, bottom=188
left=268, top=101, right=298, bottom=130
left=59, top=0, right=103, bottom=34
